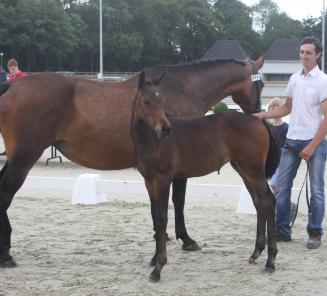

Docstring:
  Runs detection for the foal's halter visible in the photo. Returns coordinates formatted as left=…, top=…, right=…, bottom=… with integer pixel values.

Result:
left=250, top=65, right=263, bottom=112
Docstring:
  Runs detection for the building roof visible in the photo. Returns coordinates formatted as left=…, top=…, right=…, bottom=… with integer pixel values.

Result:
left=202, top=40, right=248, bottom=60
left=263, top=39, right=299, bottom=61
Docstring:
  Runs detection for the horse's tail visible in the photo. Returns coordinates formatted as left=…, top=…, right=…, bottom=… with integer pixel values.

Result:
left=0, top=82, right=9, bottom=97
left=263, top=120, right=281, bottom=179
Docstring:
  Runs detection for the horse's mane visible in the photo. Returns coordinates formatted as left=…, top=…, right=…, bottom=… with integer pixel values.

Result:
left=149, top=58, right=248, bottom=72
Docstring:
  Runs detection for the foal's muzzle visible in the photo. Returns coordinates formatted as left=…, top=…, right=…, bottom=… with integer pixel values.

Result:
left=155, top=122, right=172, bottom=138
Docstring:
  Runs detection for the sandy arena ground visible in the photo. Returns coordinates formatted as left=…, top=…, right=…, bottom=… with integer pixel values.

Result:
left=0, top=144, right=327, bottom=296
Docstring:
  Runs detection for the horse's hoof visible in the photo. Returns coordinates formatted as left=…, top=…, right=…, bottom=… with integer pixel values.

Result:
left=149, top=268, right=161, bottom=282
left=182, top=241, right=201, bottom=252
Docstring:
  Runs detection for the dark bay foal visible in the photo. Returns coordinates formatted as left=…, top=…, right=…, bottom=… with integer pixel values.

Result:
left=131, top=72, right=280, bottom=282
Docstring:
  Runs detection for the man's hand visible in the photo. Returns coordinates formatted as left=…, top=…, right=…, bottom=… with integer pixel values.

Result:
left=252, top=112, right=265, bottom=120
left=299, top=143, right=316, bottom=161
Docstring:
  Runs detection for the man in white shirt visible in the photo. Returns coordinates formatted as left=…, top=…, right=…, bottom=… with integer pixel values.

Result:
left=254, top=36, right=327, bottom=249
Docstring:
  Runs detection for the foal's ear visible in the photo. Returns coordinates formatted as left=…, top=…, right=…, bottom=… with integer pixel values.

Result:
left=153, top=72, right=165, bottom=86
left=255, top=56, right=264, bottom=70
left=138, top=71, right=146, bottom=88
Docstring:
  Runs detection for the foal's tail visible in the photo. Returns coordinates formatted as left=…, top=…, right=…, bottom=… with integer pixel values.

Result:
left=263, top=120, right=281, bottom=179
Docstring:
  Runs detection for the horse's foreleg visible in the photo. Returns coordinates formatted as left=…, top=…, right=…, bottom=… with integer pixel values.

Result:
left=0, top=161, right=33, bottom=267
left=172, top=178, right=201, bottom=251
left=145, top=177, right=170, bottom=282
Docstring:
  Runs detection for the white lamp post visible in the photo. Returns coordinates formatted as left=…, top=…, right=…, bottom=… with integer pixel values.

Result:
left=98, top=0, right=103, bottom=80
left=0, top=53, right=3, bottom=69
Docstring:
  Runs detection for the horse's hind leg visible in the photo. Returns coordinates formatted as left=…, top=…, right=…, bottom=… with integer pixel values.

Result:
left=0, top=161, right=12, bottom=266
left=0, top=159, right=38, bottom=267
left=172, top=178, right=201, bottom=251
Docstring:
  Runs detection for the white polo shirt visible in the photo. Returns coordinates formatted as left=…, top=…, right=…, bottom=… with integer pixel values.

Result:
left=286, top=65, right=327, bottom=140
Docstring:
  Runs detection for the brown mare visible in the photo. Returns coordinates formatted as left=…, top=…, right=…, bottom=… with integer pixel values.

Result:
left=132, top=73, right=280, bottom=282
left=0, top=57, right=264, bottom=267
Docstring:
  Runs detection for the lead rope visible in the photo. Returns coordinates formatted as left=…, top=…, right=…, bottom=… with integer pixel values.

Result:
left=289, top=164, right=309, bottom=228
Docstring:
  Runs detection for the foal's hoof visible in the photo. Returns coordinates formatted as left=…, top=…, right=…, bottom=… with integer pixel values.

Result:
left=182, top=241, right=201, bottom=252
left=265, top=266, right=275, bottom=273
left=248, top=257, right=257, bottom=264
left=0, top=255, right=17, bottom=268
left=264, top=263, right=275, bottom=273
left=149, top=268, right=161, bottom=282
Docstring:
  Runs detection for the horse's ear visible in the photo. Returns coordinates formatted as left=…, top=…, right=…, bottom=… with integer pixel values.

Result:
left=255, top=56, right=264, bottom=70
left=138, top=71, right=145, bottom=88
left=153, top=72, right=165, bottom=86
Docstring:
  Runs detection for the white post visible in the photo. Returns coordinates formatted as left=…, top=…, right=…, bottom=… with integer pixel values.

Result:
left=323, top=0, right=326, bottom=72
left=99, top=0, right=103, bottom=80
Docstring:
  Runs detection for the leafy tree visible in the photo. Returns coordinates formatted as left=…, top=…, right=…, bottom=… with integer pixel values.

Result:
left=212, top=0, right=262, bottom=59
left=8, top=0, right=78, bottom=71
left=178, top=0, right=218, bottom=61
left=251, top=0, right=279, bottom=34
left=262, top=13, right=303, bottom=51
left=0, top=1, right=16, bottom=66
left=127, top=0, right=184, bottom=68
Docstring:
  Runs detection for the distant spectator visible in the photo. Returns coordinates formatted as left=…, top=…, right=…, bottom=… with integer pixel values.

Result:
left=267, top=98, right=288, bottom=194
left=0, top=59, right=26, bottom=156
left=7, top=58, right=26, bottom=80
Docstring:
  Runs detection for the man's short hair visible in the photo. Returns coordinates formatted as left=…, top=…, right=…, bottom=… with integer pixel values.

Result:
left=300, top=36, right=323, bottom=54
left=7, top=58, right=18, bottom=67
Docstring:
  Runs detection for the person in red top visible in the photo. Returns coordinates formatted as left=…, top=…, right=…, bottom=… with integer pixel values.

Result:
left=7, top=58, right=26, bottom=80
left=0, top=58, right=26, bottom=156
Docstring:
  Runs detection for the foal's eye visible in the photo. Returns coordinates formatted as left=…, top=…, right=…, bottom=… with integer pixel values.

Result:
left=143, top=100, right=151, bottom=106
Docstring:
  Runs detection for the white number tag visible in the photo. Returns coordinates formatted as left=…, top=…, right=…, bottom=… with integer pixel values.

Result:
left=251, top=74, right=261, bottom=82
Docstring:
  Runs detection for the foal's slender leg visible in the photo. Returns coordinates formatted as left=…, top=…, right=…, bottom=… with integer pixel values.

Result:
left=0, top=160, right=36, bottom=267
left=231, top=162, right=266, bottom=260
left=145, top=177, right=170, bottom=282
left=231, top=162, right=277, bottom=271
left=264, top=184, right=277, bottom=272
left=172, top=178, right=200, bottom=251
left=243, top=179, right=266, bottom=262
left=245, top=178, right=277, bottom=271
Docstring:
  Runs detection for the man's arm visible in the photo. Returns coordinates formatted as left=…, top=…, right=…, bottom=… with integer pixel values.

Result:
left=253, top=96, right=292, bottom=120
left=299, top=98, right=327, bottom=161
